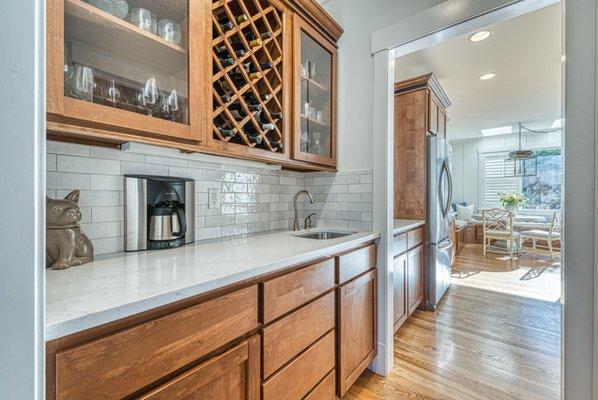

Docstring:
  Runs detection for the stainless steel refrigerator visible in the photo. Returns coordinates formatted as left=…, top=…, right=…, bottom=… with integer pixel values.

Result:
left=426, top=136, right=453, bottom=310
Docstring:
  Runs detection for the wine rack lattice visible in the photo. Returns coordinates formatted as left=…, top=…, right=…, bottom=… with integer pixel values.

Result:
left=212, top=0, right=284, bottom=152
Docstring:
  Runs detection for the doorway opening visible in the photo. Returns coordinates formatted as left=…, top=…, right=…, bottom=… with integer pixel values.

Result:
left=354, top=2, right=563, bottom=399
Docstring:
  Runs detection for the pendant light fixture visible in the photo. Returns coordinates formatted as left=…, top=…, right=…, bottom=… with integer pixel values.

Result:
left=504, top=123, right=537, bottom=177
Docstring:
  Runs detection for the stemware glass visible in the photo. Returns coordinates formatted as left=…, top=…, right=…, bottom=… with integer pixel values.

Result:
left=162, top=88, right=180, bottom=121
left=138, top=77, right=160, bottom=116
left=71, top=65, right=95, bottom=102
left=105, top=79, right=121, bottom=107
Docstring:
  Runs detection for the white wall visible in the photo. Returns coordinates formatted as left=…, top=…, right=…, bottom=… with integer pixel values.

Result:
left=321, top=0, right=444, bottom=171
left=0, top=0, right=45, bottom=398
left=450, top=130, right=561, bottom=207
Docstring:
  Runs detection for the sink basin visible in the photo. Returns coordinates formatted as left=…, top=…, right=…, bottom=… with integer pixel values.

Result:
left=292, top=230, right=356, bottom=240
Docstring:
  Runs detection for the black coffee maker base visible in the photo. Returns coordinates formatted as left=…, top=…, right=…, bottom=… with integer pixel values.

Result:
left=148, top=237, right=186, bottom=250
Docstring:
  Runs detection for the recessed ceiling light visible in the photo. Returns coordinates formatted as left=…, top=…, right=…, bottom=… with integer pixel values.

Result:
left=468, top=30, right=492, bottom=42
left=479, top=73, right=496, bottom=81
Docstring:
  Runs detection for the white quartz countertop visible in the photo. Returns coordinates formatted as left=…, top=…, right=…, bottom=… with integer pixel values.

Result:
left=46, top=228, right=379, bottom=341
left=393, top=219, right=425, bottom=235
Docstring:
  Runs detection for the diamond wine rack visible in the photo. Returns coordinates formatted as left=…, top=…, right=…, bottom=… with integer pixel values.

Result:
left=212, top=0, right=284, bottom=152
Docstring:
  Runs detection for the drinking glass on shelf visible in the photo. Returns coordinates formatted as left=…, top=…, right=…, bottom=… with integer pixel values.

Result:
left=309, top=106, right=316, bottom=119
left=310, top=131, right=323, bottom=155
left=138, top=77, right=160, bottom=116
left=71, top=65, right=94, bottom=102
left=303, top=102, right=310, bottom=116
left=105, top=79, right=121, bottom=107
left=316, top=111, right=323, bottom=123
left=158, top=19, right=182, bottom=45
left=300, top=130, right=309, bottom=152
left=162, top=88, right=180, bottom=121
left=130, top=8, right=157, bottom=34
left=309, top=61, right=316, bottom=80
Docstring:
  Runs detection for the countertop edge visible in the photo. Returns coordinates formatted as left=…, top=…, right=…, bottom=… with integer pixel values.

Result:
left=45, top=232, right=379, bottom=341
left=393, top=219, right=426, bottom=235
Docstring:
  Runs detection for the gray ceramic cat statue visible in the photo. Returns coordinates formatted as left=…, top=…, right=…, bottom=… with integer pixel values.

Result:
left=46, top=190, right=94, bottom=270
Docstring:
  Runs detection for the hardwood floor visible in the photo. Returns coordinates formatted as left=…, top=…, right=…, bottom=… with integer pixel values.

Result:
left=343, top=245, right=561, bottom=400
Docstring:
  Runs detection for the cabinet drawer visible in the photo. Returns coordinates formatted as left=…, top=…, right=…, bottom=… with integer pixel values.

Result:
left=393, top=233, right=407, bottom=256
left=263, top=292, right=335, bottom=378
left=137, top=335, right=260, bottom=400
left=336, top=244, right=377, bottom=284
left=304, top=370, right=336, bottom=400
left=407, top=227, right=424, bottom=249
left=262, top=258, right=334, bottom=323
left=262, top=330, right=335, bottom=400
left=54, top=286, right=259, bottom=400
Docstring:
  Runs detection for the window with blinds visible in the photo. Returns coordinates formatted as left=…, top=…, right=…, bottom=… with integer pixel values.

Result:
left=481, top=153, right=521, bottom=207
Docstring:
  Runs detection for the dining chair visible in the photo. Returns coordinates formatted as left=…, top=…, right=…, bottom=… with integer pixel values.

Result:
left=482, top=208, right=520, bottom=258
left=520, top=211, right=561, bottom=260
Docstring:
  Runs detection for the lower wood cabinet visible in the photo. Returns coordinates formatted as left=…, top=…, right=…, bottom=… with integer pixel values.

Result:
left=407, top=244, right=425, bottom=314
left=262, top=331, right=335, bottom=400
left=393, top=252, right=408, bottom=331
left=47, top=242, right=378, bottom=400
left=137, top=335, right=260, bottom=400
left=337, top=269, right=377, bottom=397
left=393, top=225, right=426, bottom=332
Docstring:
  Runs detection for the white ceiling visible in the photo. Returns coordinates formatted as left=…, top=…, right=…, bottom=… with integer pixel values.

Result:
left=395, top=3, right=562, bottom=141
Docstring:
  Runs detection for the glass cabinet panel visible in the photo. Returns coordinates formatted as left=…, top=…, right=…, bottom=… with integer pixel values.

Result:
left=63, top=0, right=190, bottom=124
left=297, top=29, right=333, bottom=161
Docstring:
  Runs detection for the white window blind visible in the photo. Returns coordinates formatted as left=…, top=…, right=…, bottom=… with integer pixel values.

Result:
left=481, top=153, right=520, bottom=207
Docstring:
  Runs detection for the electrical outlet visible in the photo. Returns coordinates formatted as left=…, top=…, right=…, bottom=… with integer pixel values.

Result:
left=208, top=188, right=220, bottom=209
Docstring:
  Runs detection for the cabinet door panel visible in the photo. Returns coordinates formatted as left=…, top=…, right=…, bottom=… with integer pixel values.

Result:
left=393, top=253, right=408, bottom=332
left=137, top=335, right=260, bottom=400
left=427, top=92, right=439, bottom=135
left=292, top=14, right=337, bottom=167
left=48, top=0, right=209, bottom=142
left=338, top=269, right=376, bottom=397
left=407, top=244, right=424, bottom=314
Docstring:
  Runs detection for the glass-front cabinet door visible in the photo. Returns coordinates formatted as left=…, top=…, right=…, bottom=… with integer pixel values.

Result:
left=47, top=0, right=209, bottom=143
left=293, top=15, right=337, bottom=167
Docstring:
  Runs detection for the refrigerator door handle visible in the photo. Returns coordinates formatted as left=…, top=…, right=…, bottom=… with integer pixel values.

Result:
left=438, top=238, right=453, bottom=250
left=440, top=159, right=453, bottom=218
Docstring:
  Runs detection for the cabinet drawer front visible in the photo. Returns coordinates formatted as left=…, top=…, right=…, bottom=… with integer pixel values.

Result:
left=55, top=286, right=258, bottom=400
left=338, top=269, right=377, bottom=396
left=263, top=258, right=334, bottom=323
left=393, top=233, right=407, bottom=256
left=407, top=227, right=424, bottom=249
left=137, top=335, right=260, bottom=400
left=263, top=292, right=335, bottom=378
left=262, top=331, right=335, bottom=400
left=304, top=371, right=336, bottom=400
left=337, top=244, right=377, bottom=284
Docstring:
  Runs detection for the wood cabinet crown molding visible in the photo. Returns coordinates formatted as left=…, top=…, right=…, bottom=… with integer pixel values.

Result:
left=394, top=73, right=451, bottom=109
left=289, top=0, right=343, bottom=42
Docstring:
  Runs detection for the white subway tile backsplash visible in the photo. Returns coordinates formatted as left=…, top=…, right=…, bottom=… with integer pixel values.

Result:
left=120, top=161, right=168, bottom=176
left=47, top=141, right=90, bottom=156
left=47, top=141, right=374, bottom=256
left=46, top=154, right=57, bottom=171
left=47, top=172, right=91, bottom=190
left=91, top=175, right=124, bottom=191
left=57, top=155, right=120, bottom=175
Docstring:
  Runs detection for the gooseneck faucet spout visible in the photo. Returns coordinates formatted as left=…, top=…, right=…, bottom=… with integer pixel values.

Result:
left=293, top=190, right=315, bottom=231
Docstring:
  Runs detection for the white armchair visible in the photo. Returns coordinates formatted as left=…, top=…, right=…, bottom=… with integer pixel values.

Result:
left=482, top=208, right=520, bottom=258
left=520, top=211, right=561, bottom=260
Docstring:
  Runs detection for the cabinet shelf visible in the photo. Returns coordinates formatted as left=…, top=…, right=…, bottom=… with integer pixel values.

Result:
left=65, top=0, right=188, bottom=73
left=301, top=75, right=330, bottom=94
left=300, top=114, right=329, bottom=128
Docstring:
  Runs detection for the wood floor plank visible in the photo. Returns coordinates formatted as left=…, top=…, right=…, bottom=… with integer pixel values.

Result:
left=344, top=245, right=561, bottom=400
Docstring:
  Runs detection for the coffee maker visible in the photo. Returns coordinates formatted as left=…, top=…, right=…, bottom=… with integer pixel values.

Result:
left=125, top=175, right=195, bottom=251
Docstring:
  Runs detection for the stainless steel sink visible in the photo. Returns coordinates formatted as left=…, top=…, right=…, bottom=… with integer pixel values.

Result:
left=292, top=230, right=356, bottom=240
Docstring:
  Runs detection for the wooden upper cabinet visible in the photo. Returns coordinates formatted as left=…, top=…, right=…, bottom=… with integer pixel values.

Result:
left=47, top=0, right=210, bottom=144
left=292, top=14, right=337, bottom=167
